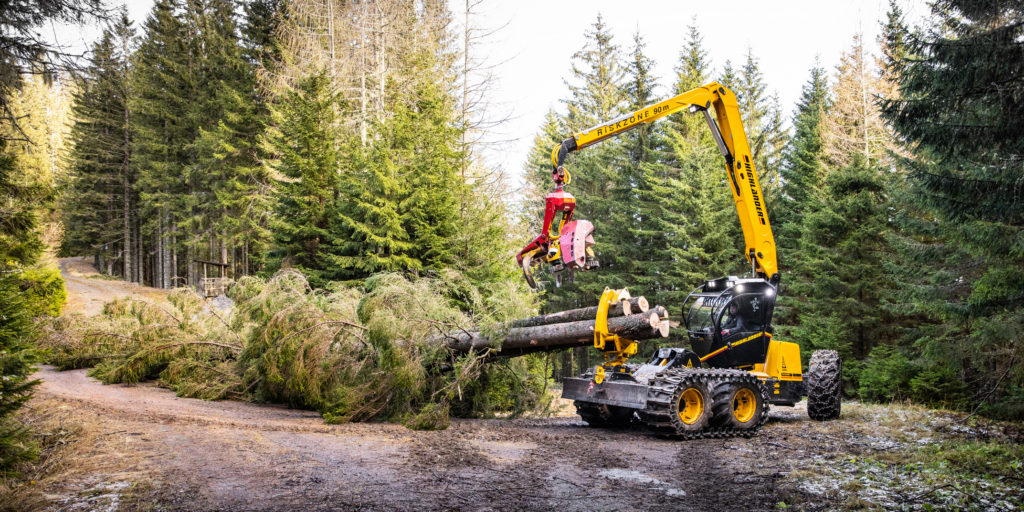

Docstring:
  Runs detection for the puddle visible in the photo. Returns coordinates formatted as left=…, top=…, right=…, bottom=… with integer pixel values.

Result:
left=598, top=468, right=686, bottom=497
left=470, top=439, right=537, bottom=463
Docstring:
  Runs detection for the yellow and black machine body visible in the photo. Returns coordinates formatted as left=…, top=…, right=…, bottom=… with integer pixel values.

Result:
left=554, top=83, right=843, bottom=438
left=681, top=276, right=805, bottom=406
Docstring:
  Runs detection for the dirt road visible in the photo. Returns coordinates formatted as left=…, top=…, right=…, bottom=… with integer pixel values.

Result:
left=33, top=365, right=798, bottom=511
left=59, top=257, right=168, bottom=316
left=32, top=367, right=1022, bottom=511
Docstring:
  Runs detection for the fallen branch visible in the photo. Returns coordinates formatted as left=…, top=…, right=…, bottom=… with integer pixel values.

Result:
left=149, top=340, right=243, bottom=353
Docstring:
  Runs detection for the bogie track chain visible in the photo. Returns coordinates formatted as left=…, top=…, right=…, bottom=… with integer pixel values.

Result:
left=638, top=368, right=771, bottom=439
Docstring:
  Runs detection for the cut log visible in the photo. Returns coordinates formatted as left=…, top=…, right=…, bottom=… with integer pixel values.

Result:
left=508, top=296, right=650, bottom=329
left=436, top=308, right=668, bottom=355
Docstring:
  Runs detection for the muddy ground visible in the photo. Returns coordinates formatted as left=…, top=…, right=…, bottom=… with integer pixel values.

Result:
left=26, top=366, right=792, bottom=511
left=3, top=259, right=1020, bottom=511
left=17, top=367, right=1023, bottom=512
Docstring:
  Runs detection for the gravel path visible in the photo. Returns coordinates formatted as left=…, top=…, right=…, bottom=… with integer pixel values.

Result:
left=59, top=256, right=168, bottom=316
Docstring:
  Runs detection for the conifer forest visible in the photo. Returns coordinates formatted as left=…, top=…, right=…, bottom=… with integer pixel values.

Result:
left=1, top=0, right=1023, bottom=510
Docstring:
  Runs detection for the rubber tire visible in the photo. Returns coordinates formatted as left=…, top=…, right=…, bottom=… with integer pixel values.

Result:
left=711, top=381, right=766, bottom=430
left=668, top=381, right=712, bottom=433
left=807, top=350, right=842, bottom=421
left=575, top=402, right=635, bottom=427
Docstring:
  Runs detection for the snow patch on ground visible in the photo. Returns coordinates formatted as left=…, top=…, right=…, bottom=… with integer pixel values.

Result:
left=796, top=458, right=1021, bottom=510
left=59, top=480, right=132, bottom=512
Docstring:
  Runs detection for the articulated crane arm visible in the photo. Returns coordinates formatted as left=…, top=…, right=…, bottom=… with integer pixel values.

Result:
left=551, top=82, right=780, bottom=284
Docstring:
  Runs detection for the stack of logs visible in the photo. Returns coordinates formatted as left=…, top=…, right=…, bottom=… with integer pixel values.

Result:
left=433, top=296, right=671, bottom=356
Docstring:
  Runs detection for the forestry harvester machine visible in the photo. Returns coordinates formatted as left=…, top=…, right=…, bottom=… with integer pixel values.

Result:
left=517, top=82, right=842, bottom=438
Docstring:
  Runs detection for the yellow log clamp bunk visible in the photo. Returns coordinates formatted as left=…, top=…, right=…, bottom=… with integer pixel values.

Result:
left=592, top=288, right=638, bottom=383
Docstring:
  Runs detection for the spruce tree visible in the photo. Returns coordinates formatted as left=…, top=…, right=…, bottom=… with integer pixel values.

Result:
left=823, top=34, right=889, bottom=169
left=192, top=0, right=271, bottom=277
left=880, top=0, right=1024, bottom=418
left=779, top=62, right=830, bottom=215
left=0, top=0, right=102, bottom=473
left=335, top=18, right=466, bottom=280
left=523, top=109, right=565, bottom=207
left=614, top=32, right=670, bottom=302
left=65, top=14, right=135, bottom=279
left=786, top=155, right=893, bottom=389
left=264, top=71, right=349, bottom=287
left=0, top=269, right=39, bottom=474
left=131, top=0, right=191, bottom=288
left=781, top=35, right=897, bottom=393
left=667, top=19, right=710, bottom=139
left=394, top=52, right=463, bottom=271
left=333, top=114, right=416, bottom=278
left=772, top=63, right=831, bottom=336
left=668, top=28, right=745, bottom=285
left=735, top=48, right=786, bottom=195
left=0, top=137, right=44, bottom=473
left=718, top=60, right=738, bottom=91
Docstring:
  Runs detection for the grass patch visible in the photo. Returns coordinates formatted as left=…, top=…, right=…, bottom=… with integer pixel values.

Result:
left=911, top=440, right=1024, bottom=483
left=778, top=402, right=1024, bottom=511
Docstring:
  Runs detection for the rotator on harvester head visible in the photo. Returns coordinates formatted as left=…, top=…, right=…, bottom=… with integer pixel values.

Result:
left=513, top=81, right=844, bottom=438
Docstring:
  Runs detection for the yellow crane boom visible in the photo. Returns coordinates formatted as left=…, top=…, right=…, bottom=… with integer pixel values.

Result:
left=550, top=82, right=779, bottom=283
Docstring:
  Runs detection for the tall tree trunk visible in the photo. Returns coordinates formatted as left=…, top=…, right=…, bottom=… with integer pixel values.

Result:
left=220, top=211, right=228, bottom=275
left=171, top=230, right=177, bottom=287
left=155, top=217, right=163, bottom=289
left=162, top=211, right=172, bottom=289
left=135, top=218, right=142, bottom=283
left=359, top=1, right=367, bottom=145
left=122, top=172, right=131, bottom=282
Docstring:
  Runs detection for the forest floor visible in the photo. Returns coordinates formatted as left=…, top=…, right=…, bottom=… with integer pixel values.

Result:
left=3, top=260, right=1021, bottom=511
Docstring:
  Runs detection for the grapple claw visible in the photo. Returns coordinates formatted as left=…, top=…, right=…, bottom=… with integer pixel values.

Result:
left=520, top=249, right=541, bottom=290
left=517, top=164, right=599, bottom=289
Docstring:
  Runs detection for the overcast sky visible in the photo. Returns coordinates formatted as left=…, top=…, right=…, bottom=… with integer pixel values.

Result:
left=64, top=0, right=930, bottom=187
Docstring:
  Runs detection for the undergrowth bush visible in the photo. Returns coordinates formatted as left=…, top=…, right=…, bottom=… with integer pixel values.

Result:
left=18, top=267, right=65, bottom=317
left=38, top=269, right=542, bottom=429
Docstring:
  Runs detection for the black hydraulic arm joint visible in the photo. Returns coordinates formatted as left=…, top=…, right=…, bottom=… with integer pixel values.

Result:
left=554, top=137, right=578, bottom=170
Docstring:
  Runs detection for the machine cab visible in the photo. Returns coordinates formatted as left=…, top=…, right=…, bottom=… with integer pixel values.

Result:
left=681, top=276, right=777, bottom=368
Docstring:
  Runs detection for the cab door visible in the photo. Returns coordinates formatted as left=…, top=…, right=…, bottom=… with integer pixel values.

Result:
left=705, top=293, right=770, bottom=368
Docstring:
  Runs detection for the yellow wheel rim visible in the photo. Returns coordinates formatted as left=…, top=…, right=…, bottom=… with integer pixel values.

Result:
left=733, top=387, right=757, bottom=423
left=677, top=388, right=705, bottom=425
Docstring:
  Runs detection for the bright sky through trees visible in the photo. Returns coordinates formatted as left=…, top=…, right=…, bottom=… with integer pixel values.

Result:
left=62, top=0, right=927, bottom=185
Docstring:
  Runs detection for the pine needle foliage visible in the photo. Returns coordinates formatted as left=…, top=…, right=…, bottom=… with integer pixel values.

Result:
left=38, top=269, right=540, bottom=429
left=878, top=0, right=1024, bottom=419
left=0, top=275, right=40, bottom=476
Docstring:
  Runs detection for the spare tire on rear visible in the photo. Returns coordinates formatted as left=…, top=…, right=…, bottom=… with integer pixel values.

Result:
left=807, top=350, right=842, bottom=421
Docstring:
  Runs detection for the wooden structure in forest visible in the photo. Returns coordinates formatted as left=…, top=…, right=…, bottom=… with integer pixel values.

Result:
left=193, top=259, right=230, bottom=297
